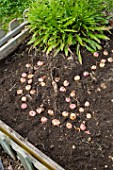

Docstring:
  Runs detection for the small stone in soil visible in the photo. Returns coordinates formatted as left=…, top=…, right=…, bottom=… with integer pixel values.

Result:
left=72, top=145, right=76, bottom=149
left=87, top=137, right=92, bottom=142
left=100, top=83, right=107, bottom=89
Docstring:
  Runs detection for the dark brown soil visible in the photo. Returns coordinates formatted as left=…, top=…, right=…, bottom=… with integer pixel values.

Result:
left=0, top=35, right=113, bottom=170
left=0, top=146, right=24, bottom=170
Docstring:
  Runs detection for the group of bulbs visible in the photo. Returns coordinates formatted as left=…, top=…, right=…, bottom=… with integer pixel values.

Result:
left=16, top=49, right=113, bottom=132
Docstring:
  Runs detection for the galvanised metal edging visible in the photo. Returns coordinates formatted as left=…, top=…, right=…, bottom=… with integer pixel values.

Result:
left=0, top=21, right=28, bottom=47
left=0, top=120, right=65, bottom=170
left=0, top=28, right=29, bottom=60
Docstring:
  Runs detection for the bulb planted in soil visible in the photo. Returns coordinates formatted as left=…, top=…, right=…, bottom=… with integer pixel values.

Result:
left=26, top=63, right=31, bottom=68
left=37, top=61, right=44, bottom=66
left=93, top=52, right=99, bottom=57
left=80, top=123, right=86, bottom=131
left=66, top=122, right=72, bottom=129
left=54, top=77, right=60, bottom=82
left=52, top=119, right=60, bottom=126
left=65, top=97, right=71, bottom=103
left=29, top=110, right=36, bottom=117
left=21, top=103, right=27, bottom=109
left=108, top=57, right=113, bottom=63
left=70, top=113, right=76, bottom=120
left=25, top=85, right=31, bottom=91
left=103, top=50, right=108, bottom=56
left=100, top=59, right=106, bottom=63
left=99, top=62, right=105, bottom=68
left=70, top=90, right=76, bottom=97
left=30, top=89, right=36, bottom=95
left=21, top=72, right=27, bottom=78
left=83, top=71, right=90, bottom=77
left=36, top=107, right=44, bottom=114
left=21, top=96, right=27, bottom=102
left=86, top=113, right=92, bottom=119
left=28, top=74, right=34, bottom=79
left=63, top=80, right=69, bottom=87
left=48, top=109, right=54, bottom=116
left=62, top=111, right=69, bottom=117
left=91, top=65, right=97, bottom=70
left=69, top=104, right=76, bottom=110
left=20, top=77, right=26, bottom=83
left=28, top=79, right=33, bottom=84
left=84, top=101, right=90, bottom=107
left=41, top=117, right=48, bottom=124
left=79, top=107, right=84, bottom=113
left=59, top=86, right=66, bottom=92
left=17, top=89, right=23, bottom=95
left=74, top=75, right=80, bottom=81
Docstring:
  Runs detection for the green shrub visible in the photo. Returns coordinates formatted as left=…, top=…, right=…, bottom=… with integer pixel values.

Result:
left=0, top=0, right=34, bottom=30
left=27, top=0, right=113, bottom=64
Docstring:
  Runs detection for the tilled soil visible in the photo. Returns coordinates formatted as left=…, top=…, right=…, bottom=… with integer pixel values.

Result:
left=0, top=35, right=113, bottom=170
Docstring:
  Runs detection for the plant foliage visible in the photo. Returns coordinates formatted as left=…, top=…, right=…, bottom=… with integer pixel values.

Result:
left=0, top=0, right=34, bottom=30
left=27, top=0, right=113, bottom=64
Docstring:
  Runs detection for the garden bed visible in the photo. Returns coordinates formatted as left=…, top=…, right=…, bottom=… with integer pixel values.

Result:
left=0, top=34, right=113, bottom=170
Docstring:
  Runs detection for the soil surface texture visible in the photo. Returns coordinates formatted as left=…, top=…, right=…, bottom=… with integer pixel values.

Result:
left=0, top=34, right=113, bottom=170
left=0, top=146, right=24, bottom=170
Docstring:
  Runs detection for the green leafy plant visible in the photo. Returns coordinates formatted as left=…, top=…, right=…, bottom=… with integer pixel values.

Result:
left=27, top=0, right=113, bottom=64
left=0, top=0, right=34, bottom=30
